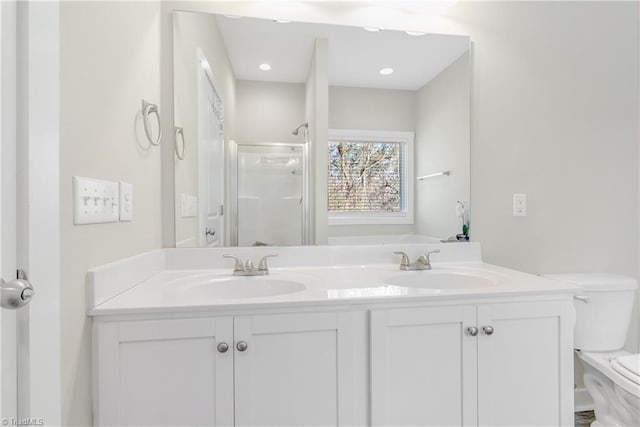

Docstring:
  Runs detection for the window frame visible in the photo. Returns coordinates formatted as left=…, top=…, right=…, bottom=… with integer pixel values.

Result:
left=327, top=129, right=414, bottom=226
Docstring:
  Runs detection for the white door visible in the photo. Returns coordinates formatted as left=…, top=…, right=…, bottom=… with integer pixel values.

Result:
left=0, top=1, right=17, bottom=421
left=370, top=305, right=478, bottom=426
left=477, top=301, right=575, bottom=426
left=198, top=52, right=225, bottom=247
left=1, top=1, right=60, bottom=424
left=233, top=312, right=358, bottom=426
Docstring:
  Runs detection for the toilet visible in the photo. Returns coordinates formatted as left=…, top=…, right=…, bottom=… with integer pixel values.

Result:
left=545, top=273, right=639, bottom=426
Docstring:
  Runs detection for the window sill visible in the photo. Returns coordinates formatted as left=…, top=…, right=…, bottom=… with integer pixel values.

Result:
left=328, top=214, right=414, bottom=226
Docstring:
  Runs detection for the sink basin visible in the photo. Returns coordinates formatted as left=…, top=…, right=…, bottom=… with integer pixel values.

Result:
left=178, top=276, right=307, bottom=299
left=383, top=270, right=499, bottom=290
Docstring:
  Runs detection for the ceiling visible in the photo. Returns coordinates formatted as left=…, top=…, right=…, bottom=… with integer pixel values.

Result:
left=216, top=15, right=469, bottom=91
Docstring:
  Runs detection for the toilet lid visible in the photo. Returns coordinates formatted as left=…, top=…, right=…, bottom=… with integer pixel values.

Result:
left=612, top=354, right=640, bottom=384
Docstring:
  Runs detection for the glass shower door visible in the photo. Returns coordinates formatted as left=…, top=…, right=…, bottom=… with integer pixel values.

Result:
left=237, top=144, right=304, bottom=246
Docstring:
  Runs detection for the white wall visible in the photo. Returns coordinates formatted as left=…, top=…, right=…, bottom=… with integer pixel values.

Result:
left=459, top=2, right=638, bottom=277
left=173, top=11, right=237, bottom=247
left=60, top=2, right=161, bottom=425
left=305, top=51, right=317, bottom=244
left=236, top=80, right=306, bottom=144
left=306, top=39, right=329, bottom=244
left=328, top=85, right=417, bottom=238
left=415, top=51, right=470, bottom=240
left=329, top=86, right=415, bottom=131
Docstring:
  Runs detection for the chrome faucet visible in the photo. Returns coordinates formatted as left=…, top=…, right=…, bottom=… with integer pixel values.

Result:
left=393, top=250, right=440, bottom=271
left=223, top=254, right=278, bottom=276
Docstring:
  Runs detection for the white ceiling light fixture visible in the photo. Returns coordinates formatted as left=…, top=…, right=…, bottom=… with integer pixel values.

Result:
left=379, top=67, right=394, bottom=75
left=259, top=63, right=272, bottom=71
left=405, top=31, right=427, bottom=36
left=363, top=27, right=382, bottom=32
left=273, top=19, right=292, bottom=23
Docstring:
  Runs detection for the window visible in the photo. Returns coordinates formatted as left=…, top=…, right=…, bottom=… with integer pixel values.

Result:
left=327, top=129, right=414, bottom=225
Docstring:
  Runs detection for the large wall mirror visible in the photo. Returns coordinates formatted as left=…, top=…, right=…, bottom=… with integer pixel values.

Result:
left=173, top=12, right=470, bottom=248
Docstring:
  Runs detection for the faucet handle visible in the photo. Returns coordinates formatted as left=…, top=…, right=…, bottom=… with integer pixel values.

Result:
left=258, top=254, right=278, bottom=272
left=393, top=251, right=411, bottom=269
left=223, top=254, right=244, bottom=272
left=423, top=249, right=441, bottom=264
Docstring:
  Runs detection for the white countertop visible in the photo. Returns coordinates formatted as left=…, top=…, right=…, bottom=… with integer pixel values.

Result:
left=88, top=258, right=579, bottom=317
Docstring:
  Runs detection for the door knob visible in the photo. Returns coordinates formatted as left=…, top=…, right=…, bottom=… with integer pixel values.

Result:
left=466, top=326, right=479, bottom=336
left=217, top=342, right=229, bottom=353
left=236, top=341, right=248, bottom=352
left=482, top=325, right=495, bottom=336
left=1, top=271, right=34, bottom=309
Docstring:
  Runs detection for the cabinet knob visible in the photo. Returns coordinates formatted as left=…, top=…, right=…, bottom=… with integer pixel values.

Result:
left=217, top=342, right=229, bottom=353
left=466, top=326, right=479, bottom=336
left=482, top=325, right=495, bottom=336
left=236, top=341, right=248, bottom=352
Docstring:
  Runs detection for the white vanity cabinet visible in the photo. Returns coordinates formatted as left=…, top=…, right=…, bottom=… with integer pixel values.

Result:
left=93, top=311, right=361, bottom=427
left=370, top=300, right=575, bottom=427
left=93, top=299, right=573, bottom=426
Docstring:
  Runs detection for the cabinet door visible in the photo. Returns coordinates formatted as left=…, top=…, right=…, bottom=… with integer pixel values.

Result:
left=370, top=305, right=478, bottom=426
left=233, top=312, right=359, bottom=426
left=477, top=301, right=574, bottom=427
left=93, top=317, right=234, bottom=426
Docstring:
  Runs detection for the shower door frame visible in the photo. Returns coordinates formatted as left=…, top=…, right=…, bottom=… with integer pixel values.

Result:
left=229, top=141, right=310, bottom=247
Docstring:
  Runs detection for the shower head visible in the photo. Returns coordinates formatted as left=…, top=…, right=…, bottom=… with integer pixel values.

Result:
left=292, top=122, right=309, bottom=136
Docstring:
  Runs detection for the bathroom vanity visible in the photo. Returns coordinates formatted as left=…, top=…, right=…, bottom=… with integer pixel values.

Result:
left=89, top=244, right=577, bottom=426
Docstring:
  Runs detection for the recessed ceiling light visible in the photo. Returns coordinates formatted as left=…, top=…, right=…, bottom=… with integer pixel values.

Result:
left=259, top=63, right=272, bottom=71
left=273, top=19, right=292, bottom=23
left=363, top=27, right=382, bottom=32
left=379, top=68, right=394, bottom=75
left=223, top=15, right=242, bottom=19
left=405, top=30, right=427, bottom=36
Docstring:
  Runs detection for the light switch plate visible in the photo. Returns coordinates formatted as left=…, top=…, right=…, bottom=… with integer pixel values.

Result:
left=181, top=193, right=198, bottom=218
left=513, top=193, right=527, bottom=217
left=73, top=177, right=119, bottom=225
left=187, top=195, right=198, bottom=217
left=119, top=182, right=133, bottom=221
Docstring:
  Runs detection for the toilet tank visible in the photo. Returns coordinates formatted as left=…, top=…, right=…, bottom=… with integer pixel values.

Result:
left=544, top=273, right=637, bottom=352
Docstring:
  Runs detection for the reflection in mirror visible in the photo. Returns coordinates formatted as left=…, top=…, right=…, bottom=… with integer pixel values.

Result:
left=173, top=12, right=470, bottom=248
left=236, top=143, right=308, bottom=247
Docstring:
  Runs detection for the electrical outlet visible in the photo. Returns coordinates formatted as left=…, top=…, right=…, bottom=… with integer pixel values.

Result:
left=73, top=177, right=119, bottom=224
left=513, top=193, right=527, bottom=217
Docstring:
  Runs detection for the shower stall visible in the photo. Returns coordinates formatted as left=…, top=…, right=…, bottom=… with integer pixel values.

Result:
left=229, top=141, right=309, bottom=246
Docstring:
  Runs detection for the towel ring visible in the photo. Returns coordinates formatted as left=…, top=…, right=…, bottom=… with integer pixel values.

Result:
left=142, top=99, right=162, bottom=146
left=174, top=127, right=186, bottom=160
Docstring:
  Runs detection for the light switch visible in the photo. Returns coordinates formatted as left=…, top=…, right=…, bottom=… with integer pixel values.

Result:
left=513, top=193, right=527, bottom=217
left=119, top=182, right=133, bottom=221
left=73, top=177, right=119, bottom=224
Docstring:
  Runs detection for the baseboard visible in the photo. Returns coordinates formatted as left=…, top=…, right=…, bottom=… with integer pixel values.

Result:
left=575, top=387, right=594, bottom=412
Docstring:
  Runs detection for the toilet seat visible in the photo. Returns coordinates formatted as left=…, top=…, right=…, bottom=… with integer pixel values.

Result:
left=612, top=353, right=640, bottom=385
left=578, top=351, right=640, bottom=398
